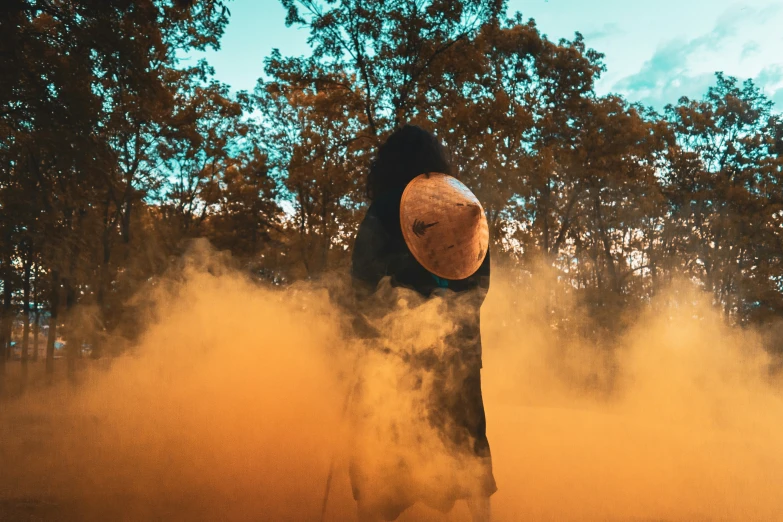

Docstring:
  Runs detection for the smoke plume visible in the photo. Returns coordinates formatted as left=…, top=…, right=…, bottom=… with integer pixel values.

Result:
left=1, top=243, right=782, bottom=521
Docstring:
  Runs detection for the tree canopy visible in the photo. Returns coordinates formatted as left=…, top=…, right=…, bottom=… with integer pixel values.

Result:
left=1, top=0, right=782, bottom=379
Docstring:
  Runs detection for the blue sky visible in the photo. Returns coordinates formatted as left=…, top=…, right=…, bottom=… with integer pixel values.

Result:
left=180, top=0, right=783, bottom=111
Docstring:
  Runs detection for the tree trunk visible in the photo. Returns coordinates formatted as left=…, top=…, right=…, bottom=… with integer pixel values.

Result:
left=64, top=276, right=78, bottom=381
left=94, top=224, right=112, bottom=360
left=65, top=208, right=84, bottom=380
left=593, top=193, right=620, bottom=294
left=647, top=228, right=659, bottom=298
left=0, top=274, right=6, bottom=379
left=122, top=199, right=133, bottom=244
left=46, top=270, right=60, bottom=377
left=2, top=270, right=11, bottom=362
left=541, top=187, right=550, bottom=256
left=32, top=271, right=39, bottom=362
left=321, top=202, right=329, bottom=274
left=32, top=315, right=40, bottom=362
left=21, top=254, right=31, bottom=380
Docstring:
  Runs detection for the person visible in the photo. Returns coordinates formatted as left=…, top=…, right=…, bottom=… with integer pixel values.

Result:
left=348, top=124, right=496, bottom=522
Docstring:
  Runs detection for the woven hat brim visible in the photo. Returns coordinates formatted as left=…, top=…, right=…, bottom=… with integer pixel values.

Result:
left=400, top=173, right=489, bottom=281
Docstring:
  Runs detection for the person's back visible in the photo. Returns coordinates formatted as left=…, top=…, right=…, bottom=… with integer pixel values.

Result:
left=349, top=124, right=496, bottom=522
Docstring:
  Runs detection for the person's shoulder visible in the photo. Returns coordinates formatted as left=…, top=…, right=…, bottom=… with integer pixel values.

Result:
left=353, top=198, right=390, bottom=256
left=364, top=188, right=404, bottom=230
left=373, top=187, right=404, bottom=211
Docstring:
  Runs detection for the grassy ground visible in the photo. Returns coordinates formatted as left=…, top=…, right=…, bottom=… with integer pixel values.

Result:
left=0, top=498, right=68, bottom=522
left=2, top=358, right=778, bottom=521
left=0, top=358, right=107, bottom=400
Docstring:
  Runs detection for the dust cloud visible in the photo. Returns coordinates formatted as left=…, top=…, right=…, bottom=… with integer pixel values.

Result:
left=1, top=243, right=782, bottom=521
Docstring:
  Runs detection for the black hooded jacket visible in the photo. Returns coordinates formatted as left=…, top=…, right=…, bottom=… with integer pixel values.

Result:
left=348, top=186, right=497, bottom=509
left=350, top=186, right=491, bottom=367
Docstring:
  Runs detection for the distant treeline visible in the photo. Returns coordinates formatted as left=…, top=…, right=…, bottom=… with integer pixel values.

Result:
left=1, top=0, right=782, bottom=376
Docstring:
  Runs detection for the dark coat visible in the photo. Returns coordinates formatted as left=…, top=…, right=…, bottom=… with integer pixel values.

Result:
left=349, top=187, right=496, bottom=518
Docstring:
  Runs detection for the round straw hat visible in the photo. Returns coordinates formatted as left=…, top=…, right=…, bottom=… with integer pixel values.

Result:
left=400, top=172, right=489, bottom=281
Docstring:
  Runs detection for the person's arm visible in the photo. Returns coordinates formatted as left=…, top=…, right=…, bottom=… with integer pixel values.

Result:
left=352, top=203, right=440, bottom=299
left=351, top=210, right=392, bottom=301
left=349, top=208, right=409, bottom=338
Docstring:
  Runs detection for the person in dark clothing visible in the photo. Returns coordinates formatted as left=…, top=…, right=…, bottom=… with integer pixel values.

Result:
left=349, top=125, right=496, bottom=522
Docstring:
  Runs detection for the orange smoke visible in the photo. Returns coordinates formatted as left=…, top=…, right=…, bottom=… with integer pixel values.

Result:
left=1, top=244, right=782, bottom=521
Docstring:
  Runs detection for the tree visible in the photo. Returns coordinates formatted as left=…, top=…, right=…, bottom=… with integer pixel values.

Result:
left=258, top=58, right=369, bottom=277
left=0, top=0, right=231, bottom=372
left=204, top=148, right=282, bottom=262
left=280, top=0, right=506, bottom=134
left=157, top=73, right=245, bottom=238
left=422, top=18, right=606, bottom=262
left=665, top=73, right=783, bottom=325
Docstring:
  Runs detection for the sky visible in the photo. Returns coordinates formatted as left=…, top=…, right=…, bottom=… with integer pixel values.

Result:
left=180, top=0, right=783, bottom=112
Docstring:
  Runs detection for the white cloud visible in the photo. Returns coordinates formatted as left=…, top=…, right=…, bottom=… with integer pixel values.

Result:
left=582, top=22, right=624, bottom=41
left=610, top=3, right=783, bottom=110
left=741, top=41, right=761, bottom=59
left=756, top=64, right=783, bottom=87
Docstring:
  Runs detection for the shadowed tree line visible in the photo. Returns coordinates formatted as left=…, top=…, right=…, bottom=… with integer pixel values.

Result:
left=1, top=0, right=782, bottom=386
